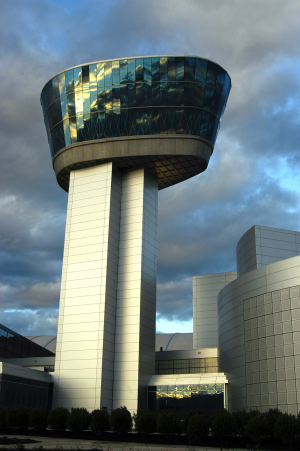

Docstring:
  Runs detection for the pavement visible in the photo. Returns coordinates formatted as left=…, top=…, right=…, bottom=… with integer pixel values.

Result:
left=0, top=435, right=251, bottom=451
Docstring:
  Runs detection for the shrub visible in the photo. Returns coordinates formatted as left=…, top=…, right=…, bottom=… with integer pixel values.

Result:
left=67, top=407, right=90, bottom=433
left=157, top=410, right=181, bottom=440
left=231, top=408, right=248, bottom=436
left=111, top=406, right=132, bottom=435
left=5, top=406, right=29, bottom=429
left=0, top=406, right=8, bottom=429
left=210, top=409, right=235, bottom=444
left=48, top=407, right=69, bottom=432
left=90, top=409, right=110, bottom=435
left=29, top=408, right=48, bottom=431
left=187, top=413, right=209, bottom=444
left=133, top=409, right=156, bottom=435
left=274, top=413, right=300, bottom=447
left=264, top=408, right=282, bottom=437
left=183, top=409, right=205, bottom=432
left=244, top=412, right=270, bottom=445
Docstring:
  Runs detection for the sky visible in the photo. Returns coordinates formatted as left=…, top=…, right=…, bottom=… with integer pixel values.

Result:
left=1, top=0, right=300, bottom=336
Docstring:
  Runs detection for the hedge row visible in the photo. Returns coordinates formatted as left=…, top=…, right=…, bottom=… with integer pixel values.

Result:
left=0, top=405, right=300, bottom=446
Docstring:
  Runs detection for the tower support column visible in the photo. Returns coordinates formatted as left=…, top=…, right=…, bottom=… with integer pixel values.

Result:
left=53, top=162, right=157, bottom=413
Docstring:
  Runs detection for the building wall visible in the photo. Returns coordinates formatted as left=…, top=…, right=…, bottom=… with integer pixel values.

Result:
left=237, top=225, right=300, bottom=276
left=193, top=272, right=237, bottom=349
left=218, top=254, right=300, bottom=414
left=53, top=163, right=157, bottom=413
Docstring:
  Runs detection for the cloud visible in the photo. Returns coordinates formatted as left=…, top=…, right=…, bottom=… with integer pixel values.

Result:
left=1, top=0, right=300, bottom=335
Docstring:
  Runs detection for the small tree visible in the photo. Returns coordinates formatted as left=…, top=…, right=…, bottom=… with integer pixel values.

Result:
left=231, top=408, right=248, bottom=436
left=274, top=413, right=300, bottom=447
left=48, top=407, right=69, bottom=432
left=29, top=408, right=48, bottom=431
left=90, top=409, right=110, bottom=435
left=0, top=406, right=8, bottom=429
left=210, top=409, right=235, bottom=446
left=244, top=413, right=270, bottom=446
left=133, top=409, right=156, bottom=435
left=264, top=408, right=282, bottom=438
left=5, top=406, right=29, bottom=429
left=187, top=413, right=209, bottom=444
left=67, top=407, right=90, bottom=433
left=183, top=409, right=205, bottom=432
left=111, top=406, right=132, bottom=435
left=157, top=410, right=181, bottom=440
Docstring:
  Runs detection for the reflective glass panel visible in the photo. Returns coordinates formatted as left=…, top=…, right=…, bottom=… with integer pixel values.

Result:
left=206, top=62, right=218, bottom=87
left=63, top=119, right=71, bottom=146
left=168, top=57, right=175, bottom=81
left=97, top=63, right=105, bottom=87
left=128, top=59, right=135, bottom=82
left=211, top=90, right=221, bottom=116
left=160, top=82, right=168, bottom=106
left=144, top=82, right=151, bottom=106
left=174, top=57, right=184, bottom=82
left=217, top=95, right=225, bottom=118
left=97, top=88, right=105, bottom=111
left=176, top=109, right=185, bottom=133
left=152, top=83, right=160, bottom=106
left=128, top=83, right=135, bottom=107
left=69, top=116, right=77, bottom=143
left=74, top=67, right=82, bottom=91
left=120, top=59, right=128, bottom=84
left=200, top=110, right=210, bottom=138
left=60, top=96, right=68, bottom=121
left=89, top=64, right=97, bottom=88
left=168, top=83, right=176, bottom=105
left=194, top=83, right=204, bottom=108
left=112, top=60, right=120, bottom=85
left=105, top=87, right=112, bottom=110
left=184, top=83, right=193, bottom=106
left=52, top=76, right=60, bottom=101
left=203, top=87, right=214, bottom=111
left=55, top=98, right=63, bottom=124
left=135, top=58, right=143, bottom=81
left=65, top=69, right=74, bottom=94
left=83, top=89, right=90, bottom=113
left=184, top=57, right=195, bottom=81
left=104, top=61, right=112, bottom=86
left=216, top=68, right=225, bottom=93
left=160, top=57, right=167, bottom=81
left=176, top=82, right=184, bottom=106
left=113, top=86, right=120, bottom=110
left=152, top=57, right=160, bottom=82
left=136, top=82, right=144, bottom=107
left=195, top=58, right=207, bottom=84
left=120, top=84, right=128, bottom=108
left=90, top=88, right=97, bottom=112
left=144, top=58, right=151, bottom=82
left=222, top=74, right=231, bottom=99
left=58, top=72, right=66, bottom=97
left=75, top=90, right=83, bottom=115
left=82, top=65, right=89, bottom=87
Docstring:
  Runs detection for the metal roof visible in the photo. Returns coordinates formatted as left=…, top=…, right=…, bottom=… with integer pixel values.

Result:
left=24, top=333, right=193, bottom=354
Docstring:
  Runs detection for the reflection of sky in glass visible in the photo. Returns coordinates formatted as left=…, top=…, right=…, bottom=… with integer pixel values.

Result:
left=42, top=57, right=231, bottom=157
left=155, top=383, right=224, bottom=399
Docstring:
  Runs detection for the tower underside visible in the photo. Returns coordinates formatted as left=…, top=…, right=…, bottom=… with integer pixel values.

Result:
left=53, top=162, right=157, bottom=412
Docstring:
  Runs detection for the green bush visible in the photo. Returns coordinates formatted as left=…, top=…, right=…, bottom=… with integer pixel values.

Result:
left=5, top=406, right=29, bottom=429
left=111, top=406, right=132, bottom=435
left=157, top=410, right=181, bottom=440
left=90, top=409, right=110, bottom=435
left=231, top=408, right=248, bottom=436
left=0, top=406, right=8, bottom=429
left=29, top=408, right=48, bottom=431
left=183, top=409, right=205, bottom=432
left=274, top=413, right=300, bottom=447
left=133, top=409, right=156, bottom=435
left=187, top=413, right=209, bottom=444
left=263, top=408, right=282, bottom=437
left=210, top=409, right=235, bottom=444
left=48, top=407, right=69, bottom=432
left=244, top=412, right=270, bottom=445
left=67, top=407, right=90, bottom=433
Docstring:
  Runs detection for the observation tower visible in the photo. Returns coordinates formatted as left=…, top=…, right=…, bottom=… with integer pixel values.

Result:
left=41, top=56, right=231, bottom=413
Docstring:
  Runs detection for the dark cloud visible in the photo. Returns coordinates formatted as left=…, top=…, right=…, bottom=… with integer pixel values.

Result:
left=1, top=0, right=300, bottom=334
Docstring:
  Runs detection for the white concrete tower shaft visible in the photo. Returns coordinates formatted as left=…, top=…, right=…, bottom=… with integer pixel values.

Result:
left=53, top=162, right=157, bottom=413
